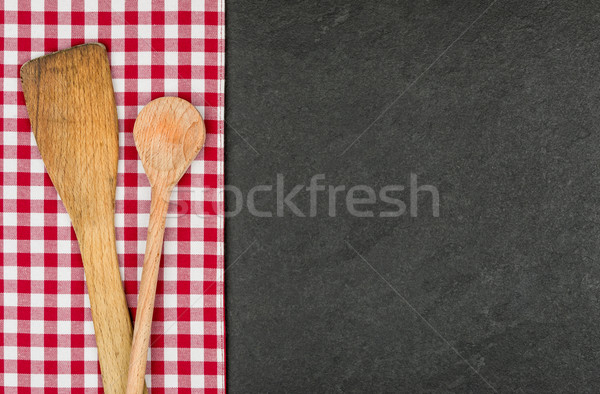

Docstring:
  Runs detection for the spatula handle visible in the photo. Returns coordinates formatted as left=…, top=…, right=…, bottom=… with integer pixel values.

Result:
left=78, top=218, right=147, bottom=394
left=127, top=186, right=172, bottom=393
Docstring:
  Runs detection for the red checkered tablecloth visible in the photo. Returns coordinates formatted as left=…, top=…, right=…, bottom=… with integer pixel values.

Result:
left=1, top=1, right=225, bottom=392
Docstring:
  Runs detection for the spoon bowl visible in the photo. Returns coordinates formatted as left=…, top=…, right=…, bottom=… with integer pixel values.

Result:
left=133, top=97, right=205, bottom=188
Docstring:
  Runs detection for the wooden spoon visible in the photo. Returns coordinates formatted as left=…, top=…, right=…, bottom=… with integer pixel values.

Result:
left=126, top=97, right=205, bottom=393
left=20, top=43, right=145, bottom=393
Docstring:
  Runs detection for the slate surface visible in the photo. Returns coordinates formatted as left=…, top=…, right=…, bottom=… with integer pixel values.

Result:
left=225, top=1, right=600, bottom=392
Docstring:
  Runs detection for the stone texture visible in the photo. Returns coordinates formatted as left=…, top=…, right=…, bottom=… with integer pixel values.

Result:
left=225, top=1, right=600, bottom=392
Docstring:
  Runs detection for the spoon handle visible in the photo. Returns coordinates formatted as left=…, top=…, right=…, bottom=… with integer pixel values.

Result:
left=127, top=186, right=172, bottom=394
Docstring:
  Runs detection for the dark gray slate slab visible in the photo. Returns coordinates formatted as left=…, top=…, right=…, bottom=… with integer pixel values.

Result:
left=225, top=1, right=600, bottom=392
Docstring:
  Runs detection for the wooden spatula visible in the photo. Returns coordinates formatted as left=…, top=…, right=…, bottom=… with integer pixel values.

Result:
left=20, top=43, right=145, bottom=394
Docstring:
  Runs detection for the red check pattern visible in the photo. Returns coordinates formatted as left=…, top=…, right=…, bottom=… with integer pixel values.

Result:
left=1, top=1, right=225, bottom=392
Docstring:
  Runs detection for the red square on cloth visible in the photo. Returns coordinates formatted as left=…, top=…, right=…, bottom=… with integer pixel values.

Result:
left=0, top=1, right=225, bottom=392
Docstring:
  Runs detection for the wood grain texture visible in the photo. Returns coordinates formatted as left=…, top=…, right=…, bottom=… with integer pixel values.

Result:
left=127, top=97, right=205, bottom=393
left=20, top=43, right=146, bottom=394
